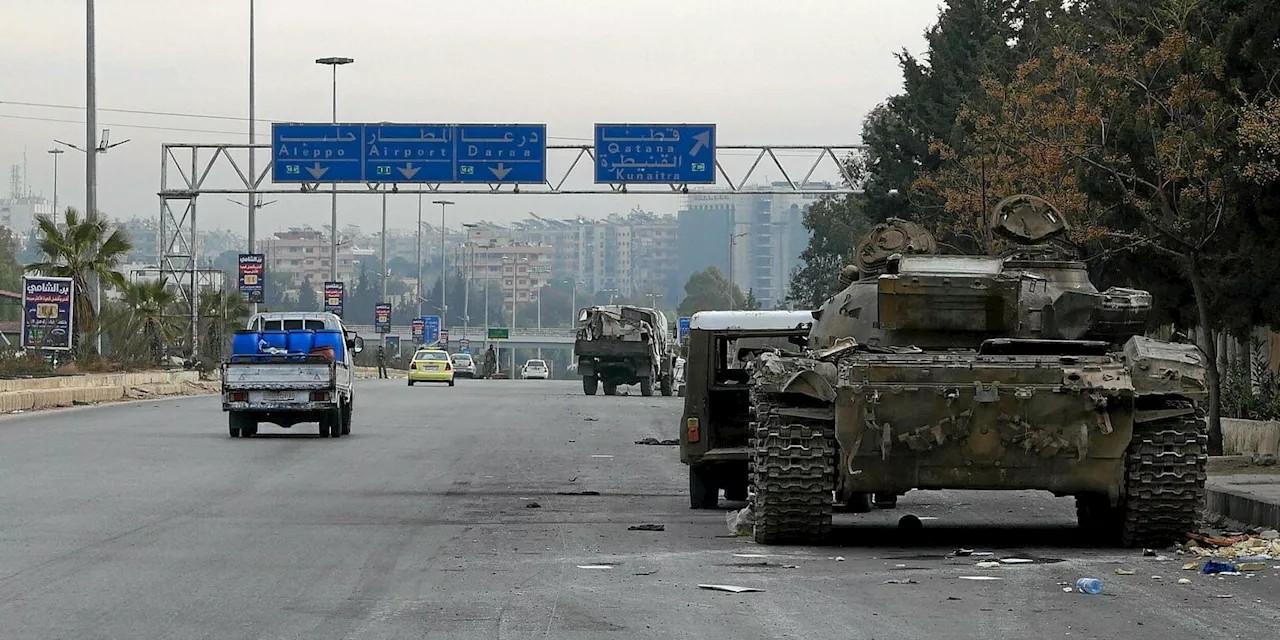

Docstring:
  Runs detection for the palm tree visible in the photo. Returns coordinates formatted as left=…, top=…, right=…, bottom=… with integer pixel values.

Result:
left=122, top=278, right=179, bottom=364
left=26, top=208, right=132, bottom=352
left=199, top=289, right=250, bottom=359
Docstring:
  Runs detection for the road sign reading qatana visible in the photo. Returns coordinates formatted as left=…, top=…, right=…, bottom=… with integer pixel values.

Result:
left=594, top=124, right=716, bottom=184
left=272, top=123, right=546, bottom=184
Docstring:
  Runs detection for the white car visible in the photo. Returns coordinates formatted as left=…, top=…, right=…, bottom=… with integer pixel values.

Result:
left=451, top=353, right=477, bottom=378
left=521, top=359, right=549, bottom=380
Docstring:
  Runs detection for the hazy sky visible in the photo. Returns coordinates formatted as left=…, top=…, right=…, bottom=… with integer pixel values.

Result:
left=1, top=0, right=942, bottom=237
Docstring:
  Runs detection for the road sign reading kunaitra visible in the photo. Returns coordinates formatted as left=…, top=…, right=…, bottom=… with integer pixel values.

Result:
left=594, top=124, right=716, bottom=184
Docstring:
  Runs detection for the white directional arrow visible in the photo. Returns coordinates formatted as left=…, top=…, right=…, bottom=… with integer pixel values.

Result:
left=305, top=162, right=329, bottom=180
left=397, top=163, right=420, bottom=180
left=489, top=163, right=513, bottom=180
left=689, top=131, right=712, bottom=156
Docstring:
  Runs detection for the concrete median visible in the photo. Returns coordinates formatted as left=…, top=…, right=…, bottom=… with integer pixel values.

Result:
left=0, top=371, right=212, bottom=413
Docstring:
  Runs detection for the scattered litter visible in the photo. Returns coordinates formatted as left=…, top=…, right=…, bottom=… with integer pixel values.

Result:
left=1151, top=576, right=1163, bottom=580
left=782, top=564, right=799, bottom=569
left=525, top=502, right=542, bottom=509
left=1220, top=571, right=1243, bottom=576
left=556, top=490, right=601, bottom=496
left=634, top=437, right=679, bottom=445
left=971, top=552, right=995, bottom=557
left=947, top=596, right=962, bottom=600
left=7, top=409, right=24, bottom=414
left=1216, top=594, right=1234, bottom=599
left=1143, top=548, right=1157, bottom=557
left=698, top=584, right=762, bottom=593
left=1178, top=578, right=1192, bottom=585
left=1260, top=529, right=1279, bottom=540
left=577, top=565, right=614, bottom=570
left=959, top=576, right=1002, bottom=581
left=71, top=400, right=89, bottom=406
left=1062, top=587, right=1074, bottom=593
left=883, top=579, right=918, bottom=584
left=1075, top=578, right=1103, bottom=594
left=835, top=556, right=845, bottom=562
left=591, top=455, right=614, bottom=458
left=633, top=569, right=658, bottom=576
left=1184, top=535, right=1280, bottom=561
left=954, top=549, right=974, bottom=557
left=726, top=507, right=755, bottom=536
left=1202, top=560, right=1237, bottom=574
left=916, top=516, right=939, bottom=520
left=1236, top=562, right=1267, bottom=571
left=1183, top=562, right=1200, bottom=571
left=628, top=524, right=665, bottom=532
left=895, top=563, right=907, bottom=568
left=1000, top=558, right=1033, bottom=564
left=733, top=554, right=769, bottom=559
left=975, top=561, right=1001, bottom=568
left=1115, top=569, right=1135, bottom=575
left=583, top=417, right=598, bottom=421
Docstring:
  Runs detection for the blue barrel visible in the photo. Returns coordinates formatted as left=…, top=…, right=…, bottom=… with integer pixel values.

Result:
left=231, top=330, right=260, bottom=355
left=260, top=330, right=288, bottom=353
left=314, top=329, right=345, bottom=361
left=287, top=330, right=315, bottom=354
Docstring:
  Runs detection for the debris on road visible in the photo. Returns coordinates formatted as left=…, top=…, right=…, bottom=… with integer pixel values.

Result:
left=1075, top=578, right=1103, bottom=594
left=1000, top=558, right=1033, bottom=564
left=1202, top=561, right=1237, bottom=574
left=975, top=561, right=1001, bottom=568
left=698, top=584, right=762, bottom=593
left=733, top=553, right=769, bottom=559
left=1115, top=569, right=1135, bottom=575
left=835, top=556, right=845, bottom=562
left=634, top=437, right=679, bottom=445
left=628, top=524, right=665, bottom=531
left=1216, top=594, right=1234, bottom=598
left=555, top=490, right=601, bottom=496
left=726, top=507, right=754, bottom=536
left=1183, top=562, right=1200, bottom=570
left=883, top=579, right=918, bottom=584
left=591, top=454, right=614, bottom=458
left=525, top=502, right=542, bottom=508
left=1185, top=535, right=1280, bottom=560
left=1178, top=578, right=1192, bottom=585
left=1261, top=529, right=1279, bottom=540
left=1143, top=548, right=1157, bottom=557
left=577, top=565, right=614, bottom=569
left=958, top=576, right=1001, bottom=581
left=954, top=549, right=974, bottom=556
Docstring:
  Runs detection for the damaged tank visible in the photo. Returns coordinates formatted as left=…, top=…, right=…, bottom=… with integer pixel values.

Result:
left=749, top=194, right=1208, bottom=546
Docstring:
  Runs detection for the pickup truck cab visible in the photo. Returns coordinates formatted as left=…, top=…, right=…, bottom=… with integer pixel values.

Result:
left=222, top=312, right=363, bottom=438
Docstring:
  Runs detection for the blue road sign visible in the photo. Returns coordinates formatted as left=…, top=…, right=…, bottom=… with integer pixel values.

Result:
left=364, top=124, right=456, bottom=183
left=271, top=123, right=545, bottom=184
left=678, top=316, right=692, bottom=344
left=273, top=124, right=363, bottom=182
left=456, top=124, right=546, bottom=184
left=420, top=315, right=441, bottom=345
left=594, top=124, right=716, bottom=184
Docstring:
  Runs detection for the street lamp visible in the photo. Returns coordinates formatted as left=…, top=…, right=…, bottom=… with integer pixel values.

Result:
left=316, top=56, right=354, bottom=281
left=432, top=200, right=454, bottom=321
left=46, top=148, right=64, bottom=213
left=728, top=231, right=749, bottom=310
left=462, top=223, right=479, bottom=339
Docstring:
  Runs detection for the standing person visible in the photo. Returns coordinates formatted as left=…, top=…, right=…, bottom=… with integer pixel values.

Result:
left=376, top=344, right=388, bottom=379
left=483, top=344, right=497, bottom=379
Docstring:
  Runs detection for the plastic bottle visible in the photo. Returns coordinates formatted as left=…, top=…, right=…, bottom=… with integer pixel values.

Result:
left=1075, top=578, right=1103, bottom=594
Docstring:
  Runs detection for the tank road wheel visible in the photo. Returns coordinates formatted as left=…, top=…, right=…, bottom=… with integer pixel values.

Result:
left=750, top=392, right=835, bottom=545
left=689, top=465, right=719, bottom=509
left=583, top=375, right=598, bottom=395
left=603, top=382, right=618, bottom=396
left=640, top=377, right=654, bottom=397
left=1076, top=401, right=1207, bottom=547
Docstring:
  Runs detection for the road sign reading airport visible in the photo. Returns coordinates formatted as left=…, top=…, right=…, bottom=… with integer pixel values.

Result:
left=272, top=123, right=546, bottom=184
left=594, top=124, right=716, bottom=184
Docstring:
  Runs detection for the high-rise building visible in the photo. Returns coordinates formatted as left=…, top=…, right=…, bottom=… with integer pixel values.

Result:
left=511, top=211, right=678, bottom=301
left=676, top=182, right=827, bottom=309
left=261, top=229, right=356, bottom=286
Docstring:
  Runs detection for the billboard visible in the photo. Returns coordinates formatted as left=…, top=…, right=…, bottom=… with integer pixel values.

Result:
left=411, top=318, right=425, bottom=340
left=678, top=317, right=692, bottom=344
left=21, top=276, right=74, bottom=351
left=420, top=315, right=441, bottom=345
left=237, top=253, right=265, bottom=303
left=374, top=302, right=392, bottom=333
left=323, top=282, right=344, bottom=316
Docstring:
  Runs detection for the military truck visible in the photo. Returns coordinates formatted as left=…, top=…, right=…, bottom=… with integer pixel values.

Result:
left=749, top=195, right=1208, bottom=546
left=679, top=310, right=815, bottom=508
left=575, top=305, right=675, bottom=396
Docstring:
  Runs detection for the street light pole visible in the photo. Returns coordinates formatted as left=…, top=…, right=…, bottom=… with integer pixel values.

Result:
left=728, top=231, right=748, bottom=310
left=47, top=148, right=64, bottom=213
left=432, top=200, right=454, bottom=320
left=247, top=0, right=258, bottom=315
left=416, top=192, right=423, bottom=318
left=315, top=56, right=353, bottom=282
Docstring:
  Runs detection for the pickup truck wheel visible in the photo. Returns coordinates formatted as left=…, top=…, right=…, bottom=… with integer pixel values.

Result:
left=328, top=406, right=343, bottom=438
left=583, top=376, right=598, bottom=395
left=227, top=413, right=242, bottom=438
left=318, top=416, right=331, bottom=438
left=640, top=378, right=654, bottom=397
left=341, top=402, right=352, bottom=435
left=602, top=382, right=617, bottom=396
left=241, top=422, right=258, bottom=438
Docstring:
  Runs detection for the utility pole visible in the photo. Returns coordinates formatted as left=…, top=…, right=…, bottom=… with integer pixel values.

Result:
left=728, top=231, right=748, bottom=310
left=86, top=0, right=100, bottom=354
left=46, top=148, right=64, bottom=213
left=415, top=192, right=423, bottom=318
left=316, top=56, right=353, bottom=281
left=432, top=200, right=453, bottom=321
left=247, top=0, right=258, bottom=315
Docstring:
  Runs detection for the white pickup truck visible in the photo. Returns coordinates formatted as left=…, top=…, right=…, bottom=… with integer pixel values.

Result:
left=221, top=312, right=364, bottom=438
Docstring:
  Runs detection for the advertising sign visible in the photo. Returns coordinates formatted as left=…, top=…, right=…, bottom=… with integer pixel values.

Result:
left=459, top=338, right=471, bottom=353
left=421, top=315, right=441, bottom=345
left=678, top=316, right=692, bottom=344
left=374, top=303, right=392, bottom=333
left=385, top=335, right=401, bottom=357
left=237, top=253, right=265, bottom=303
left=439, top=328, right=449, bottom=345
left=323, top=281, right=344, bottom=316
left=411, top=318, right=425, bottom=340
left=21, top=276, right=74, bottom=351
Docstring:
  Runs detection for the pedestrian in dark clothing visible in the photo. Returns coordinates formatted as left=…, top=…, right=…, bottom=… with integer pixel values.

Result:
left=376, top=345, right=388, bottom=379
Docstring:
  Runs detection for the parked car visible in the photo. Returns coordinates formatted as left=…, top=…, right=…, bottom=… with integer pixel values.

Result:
left=451, top=352, right=477, bottom=378
left=408, top=349, right=454, bottom=386
left=521, top=359, right=549, bottom=380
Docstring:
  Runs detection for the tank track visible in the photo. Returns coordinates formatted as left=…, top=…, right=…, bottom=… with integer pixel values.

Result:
left=1077, top=401, right=1207, bottom=547
left=750, top=391, right=835, bottom=544
left=1119, top=405, right=1208, bottom=546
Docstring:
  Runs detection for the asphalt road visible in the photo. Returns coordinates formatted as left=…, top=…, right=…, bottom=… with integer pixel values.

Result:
left=1, top=379, right=1278, bottom=639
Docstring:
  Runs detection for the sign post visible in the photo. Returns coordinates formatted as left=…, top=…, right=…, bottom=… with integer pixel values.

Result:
left=323, top=282, right=344, bottom=316
left=678, top=316, right=692, bottom=345
left=421, top=315, right=441, bottom=346
left=374, top=303, right=392, bottom=333
left=21, top=276, right=74, bottom=351
left=411, top=318, right=425, bottom=343
left=238, top=253, right=265, bottom=303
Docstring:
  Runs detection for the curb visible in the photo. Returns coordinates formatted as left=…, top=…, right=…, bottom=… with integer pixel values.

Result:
left=1206, top=485, right=1280, bottom=531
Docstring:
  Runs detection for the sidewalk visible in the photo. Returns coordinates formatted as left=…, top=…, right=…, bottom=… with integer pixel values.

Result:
left=1207, top=459, right=1280, bottom=530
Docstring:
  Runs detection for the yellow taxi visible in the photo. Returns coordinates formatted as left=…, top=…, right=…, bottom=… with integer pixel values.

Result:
left=407, top=349, right=455, bottom=386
